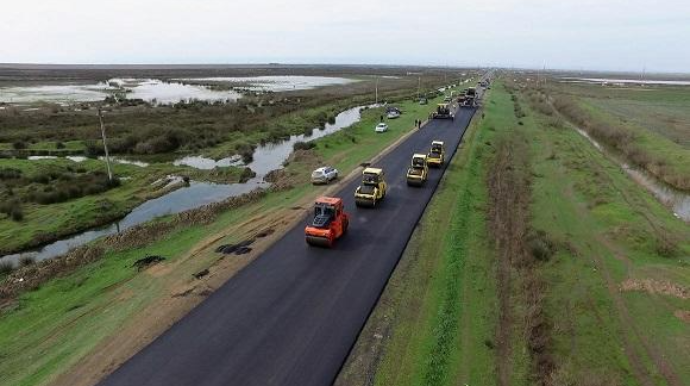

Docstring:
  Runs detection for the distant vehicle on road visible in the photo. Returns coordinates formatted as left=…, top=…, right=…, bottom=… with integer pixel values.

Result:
left=311, top=166, right=339, bottom=185
left=432, top=103, right=454, bottom=120
left=305, top=197, right=349, bottom=248
left=375, top=122, right=389, bottom=133
left=419, top=97, right=428, bottom=105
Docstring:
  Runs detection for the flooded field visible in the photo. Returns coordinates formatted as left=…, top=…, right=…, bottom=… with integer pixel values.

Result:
left=0, top=84, right=115, bottom=104
left=0, top=76, right=355, bottom=105
left=0, top=104, right=372, bottom=265
left=176, top=75, right=357, bottom=92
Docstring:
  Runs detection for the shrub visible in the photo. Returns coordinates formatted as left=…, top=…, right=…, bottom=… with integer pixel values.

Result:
left=293, top=141, right=316, bottom=151
left=0, top=261, right=14, bottom=276
left=527, top=230, right=556, bottom=262
left=10, top=205, right=24, bottom=222
left=0, top=199, right=23, bottom=221
left=12, top=141, right=27, bottom=150
left=0, top=168, right=22, bottom=180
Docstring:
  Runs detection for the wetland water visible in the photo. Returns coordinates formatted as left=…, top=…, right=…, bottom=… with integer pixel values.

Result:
left=0, top=76, right=356, bottom=105
left=572, top=126, right=690, bottom=222
left=1, top=105, right=373, bottom=265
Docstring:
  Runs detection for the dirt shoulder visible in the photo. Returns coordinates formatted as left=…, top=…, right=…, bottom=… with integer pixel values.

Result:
left=48, top=114, right=429, bottom=386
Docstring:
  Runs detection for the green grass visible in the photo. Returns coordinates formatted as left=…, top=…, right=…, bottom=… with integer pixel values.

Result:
left=553, top=82, right=690, bottom=190
left=0, top=157, right=245, bottom=254
left=346, top=80, right=690, bottom=386
left=523, top=83, right=690, bottom=385
left=0, top=91, right=451, bottom=386
left=349, top=89, right=500, bottom=386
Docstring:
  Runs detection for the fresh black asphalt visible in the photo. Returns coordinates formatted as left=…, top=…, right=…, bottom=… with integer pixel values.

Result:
left=99, top=105, right=477, bottom=386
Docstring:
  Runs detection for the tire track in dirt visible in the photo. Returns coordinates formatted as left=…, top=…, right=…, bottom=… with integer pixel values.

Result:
left=567, top=135, right=682, bottom=386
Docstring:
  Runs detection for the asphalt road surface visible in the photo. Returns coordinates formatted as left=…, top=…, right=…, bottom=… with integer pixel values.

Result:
left=99, top=103, right=479, bottom=386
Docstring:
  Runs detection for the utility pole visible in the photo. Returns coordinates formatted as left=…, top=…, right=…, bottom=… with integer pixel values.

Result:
left=417, top=76, right=421, bottom=99
left=375, top=76, right=379, bottom=105
left=98, top=107, right=113, bottom=182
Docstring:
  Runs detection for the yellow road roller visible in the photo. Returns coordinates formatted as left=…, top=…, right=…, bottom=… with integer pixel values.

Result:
left=427, top=140, right=445, bottom=168
left=406, top=154, right=428, bottom=186
left=354, top=167, right=387, bottom=207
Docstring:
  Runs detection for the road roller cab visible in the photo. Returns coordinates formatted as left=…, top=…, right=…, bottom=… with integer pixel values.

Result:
left=427, top=140, right=445, bottom=167
left=354, top=168, right=387, bottom=207
left=305, top=197, right=349, bottom=247
left=406, top=154, right=428, bottom=186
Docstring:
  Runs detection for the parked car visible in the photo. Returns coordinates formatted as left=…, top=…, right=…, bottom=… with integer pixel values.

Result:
left=375, top=123, right=389, bottom=133
left=311, top=166, right=339, bottom=185
left=387, top=110, right=401, bottom=119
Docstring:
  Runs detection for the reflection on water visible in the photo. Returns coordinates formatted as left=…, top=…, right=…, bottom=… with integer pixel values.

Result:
left=110, top=78, right=241, bottom=104
left=0, top=84, right=116, bottom=104
left=173, top=155, right=244, bottom=170
left=1, top=105, right=373, bottom=265
left=176, top=75, right=356, bottom=92
left=573, top=126, right=690, bottom=222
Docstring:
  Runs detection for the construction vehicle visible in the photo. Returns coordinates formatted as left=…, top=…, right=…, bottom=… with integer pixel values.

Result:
left=406, top=154, right=429, bottom=186
left=355, top=167, right=387, bottom=207
left=461, top=87, right=477, bottom=107
left=305, top=196, right=349, bottom=247
left=427, top=140, right=445, bottom=167
left=432, top=103, right=454, bottom=120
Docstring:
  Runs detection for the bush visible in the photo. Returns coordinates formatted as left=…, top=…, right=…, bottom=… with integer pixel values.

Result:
left=10, top=205, right=24, bottom=222
left=528, top=230, right=556, bottom=262
left=0, top=168, right=22, bottom=180
left=19, top=256, right=35, bottom=267
left=0, top=199, right=23, bottom=221
left=293, top=141, right=316, bottom=151
left=12, top=141, right=27, bottom=150
left=239, top=167, right=256, bottom=183
left=0, top=261, right=14, bottom=276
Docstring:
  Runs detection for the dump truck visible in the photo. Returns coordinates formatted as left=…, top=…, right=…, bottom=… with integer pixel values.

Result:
left=355, top=167, right=387, bottom=207
left=427, top=140, right=445, bottom=167
left=406, top=154, right=429, bottom=186
left=305, top=196, right=349, bottom=247
left=432, top=103, right=453, bottom=120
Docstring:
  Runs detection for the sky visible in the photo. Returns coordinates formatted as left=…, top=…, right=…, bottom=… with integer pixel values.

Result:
left=1, top=0, right=689, bottom=73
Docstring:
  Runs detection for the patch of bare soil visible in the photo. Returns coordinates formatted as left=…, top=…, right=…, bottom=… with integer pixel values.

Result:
left=674, top=310, right=690, bottom=323
left=620, top=279, right=689, bottom=300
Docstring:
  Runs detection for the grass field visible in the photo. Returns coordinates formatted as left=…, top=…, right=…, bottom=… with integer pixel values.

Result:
left=546, top=82, right=690, bottom=191
left=337, top=79, right=690, bottom=386
left=0, top=157, right=245, bottom=255
left=0, top=90, right=455, bottom=386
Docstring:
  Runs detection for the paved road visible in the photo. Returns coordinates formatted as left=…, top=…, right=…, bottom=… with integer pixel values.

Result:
left=100, top=103, right=478, bottom=386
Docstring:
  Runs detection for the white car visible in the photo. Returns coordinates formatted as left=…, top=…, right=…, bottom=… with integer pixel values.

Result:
left=375, top=123, right=389, bottom=133
left=387, top=111, right=401, bottom=119
left=311, top=166, right=339, bottom=185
